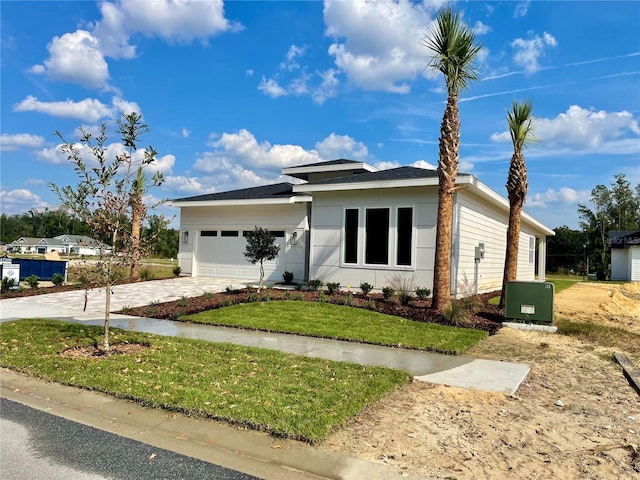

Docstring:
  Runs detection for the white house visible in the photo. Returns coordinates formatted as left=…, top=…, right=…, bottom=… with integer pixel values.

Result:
left=609, top=231, right=640, bottom=281
left=8, top=235, right=109, bottom=256
left=169, top=160, right=554, bottom=296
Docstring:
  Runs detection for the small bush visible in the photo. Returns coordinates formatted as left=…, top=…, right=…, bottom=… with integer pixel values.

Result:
left=363, top=299, right=376, bottom=310
left=326, top=282, right=341, bottom=295
left=282, top=271, right=294, bottom=284
left=177, top=295, right=189, bottom=307
left=341, top=293, right=354, bottom=306
left=25, top=275, right=39, bottom=289
left=389, top=273, right=414, bottom=306
left=247, top=292, right=259, bottom=302
left=415, top=287, right=431, bottom=300
left=261, top=293, right=271, bottom=302
left=382, top=286, right=394, bottom=301
left=308, top=279, right=323, bottom=291
left=225, top=285, right=241, bottom=294
left=292, top=293, right=303, bottom=301
left=442, top=295, right=483, bottom=327
left=51, top=273, right=65, bottom=286
left=294, top=283, right=303, bottom=291
left=220, top=298, right=236, bottom=307
left=149, top=299, right=161, bottom=306
left=359, top=281, right=374, bottom=296
left=317, top=292, right=328, bottom=303
left=282, top=291, right=291, bottom=300
left=202, top=291, right=214, bottom=299
left=121, top=304, right=133, bottom=314
left=172, top=266, right=182, bottom=277
left=1, top=277, right=15, bottom=293
left=139, top=268, right=153, bottom=281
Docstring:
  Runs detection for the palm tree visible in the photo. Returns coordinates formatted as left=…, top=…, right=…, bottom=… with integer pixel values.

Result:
left=423, top=7, right=482, bottom=311
left=499, top=100, right=535, bottom=308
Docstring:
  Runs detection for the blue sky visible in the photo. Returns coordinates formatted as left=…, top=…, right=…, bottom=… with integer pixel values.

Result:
left=1, top=0, right=639, bottom=230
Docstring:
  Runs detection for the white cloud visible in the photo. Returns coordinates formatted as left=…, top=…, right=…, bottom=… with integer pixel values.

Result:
left=280, top=44, right=306, bottom=71
left=181, top=128, right=190, bottom=138
left=528, top=187, right=590, bottom=207
left=30, top=30, right=110, bottom=89
left=514, top=1, right=531, bottom=18
left=472, top=21, right=491, bottom=35
left=32, top=0, right=242, bottom=89
left=0, top=133, right=45, bottom=152
left=245, top=69, right=254, bottom=76
left=315, top=133, right=368, bottom=160
left=312, top=69, right=340, bottom=104
left=163, top=175, right=209, bottom=194
left=323, top=0, right=439, bottom=93
left=258, top=77, right=288, bottom=98
left=412, top=160, right=437, bottom=170
left=511, top=31, right=557, bottom=74
left=491, top=105, right=640, bottom=150
left=13, top=96, right=141, bottom=122
left=0, top=189, right=49, bottom=214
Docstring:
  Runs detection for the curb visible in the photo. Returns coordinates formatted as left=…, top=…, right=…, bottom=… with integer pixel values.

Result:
left=1, top=369, right=431, bottom=480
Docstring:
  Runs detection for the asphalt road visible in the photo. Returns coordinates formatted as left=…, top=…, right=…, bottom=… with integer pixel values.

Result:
left=0, top=398, right=261, bottom=480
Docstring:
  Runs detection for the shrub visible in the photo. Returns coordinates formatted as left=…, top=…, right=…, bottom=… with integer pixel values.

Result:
left=25, top=275, right=39, bottom=289
left=247, top=292, right=259, bottom=302
left=1, top=277, right=15, bottom=293
left=326, top=282, right=341, bottom=295
left=177, top=295, right=189, bottom=307
left=51, top=273, right=65, bottom=286
left=139, top=268, right=153, bottom=281
left=202, top=291, right=214, bottom=299
left=220, top=298, right=236, bottom=307
left=363, top=299, right=376, bottom=310
left=172, top=265, right=182, bottom=277
left=225, top=285, right=241, bottom=294
left=294, top=283, right=303, bottom=291
left=292, top=293, right=303, bottom=301
left=415, top=287, right=431, bottom=300
left=341, top=293, right=354, bottom=306
left=382, top=286, right=394, bottom=301
left=389, top=273, right=415, bottom=306
left=121, top=304, right=133, bottom=314
left=308, top=279, right=323, bottom=291
left=283, top=271, right=294, bottom=284
left=317, top=292, right=328, bottom=303
left=359, top=281, right=374, bottom=296
left=442, top=295, right=483, bottom=327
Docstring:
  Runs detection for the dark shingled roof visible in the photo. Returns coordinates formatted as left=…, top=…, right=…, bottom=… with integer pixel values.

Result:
left=172, top=182, right=298, bottom=202
left=304, top=166, right=443, bottom=185
left=290, top=158, right=361, bottom=169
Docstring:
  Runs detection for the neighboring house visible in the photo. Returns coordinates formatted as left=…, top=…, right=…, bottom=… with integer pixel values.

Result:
left=169, top=159, right=554, bottom=296
left=609, top=231, right=640, bottom=281
left=8, top=235, right=109, bottom=256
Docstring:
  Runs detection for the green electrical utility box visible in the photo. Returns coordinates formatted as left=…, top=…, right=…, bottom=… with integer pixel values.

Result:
left=505, top=281, right=554, bottom=324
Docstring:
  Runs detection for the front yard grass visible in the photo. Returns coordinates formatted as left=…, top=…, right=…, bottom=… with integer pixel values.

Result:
left=0, top=319, right=410, bottom=443
left=184, top=301, right=487, bottom=355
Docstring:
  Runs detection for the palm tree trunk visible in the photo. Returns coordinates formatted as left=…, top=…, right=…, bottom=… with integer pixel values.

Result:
left=432, top=93, right=460, bottom=311
left=499, top=198, right=524, bottom=308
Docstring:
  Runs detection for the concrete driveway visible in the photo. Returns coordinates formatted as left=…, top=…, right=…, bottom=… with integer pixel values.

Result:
left=0, top=277, right=246, bottom=322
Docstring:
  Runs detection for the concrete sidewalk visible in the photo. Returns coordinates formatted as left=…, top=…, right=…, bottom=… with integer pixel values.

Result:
left=0, top=276, right=530, bottom=395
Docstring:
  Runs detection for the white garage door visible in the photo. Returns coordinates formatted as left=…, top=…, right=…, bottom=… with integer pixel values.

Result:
left=195, top=229, right=287, bottom=280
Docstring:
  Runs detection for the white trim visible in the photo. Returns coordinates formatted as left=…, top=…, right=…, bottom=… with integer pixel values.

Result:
left=168, top=195, right=312, bottom=208
left=283, top=162, right=378, bottom=177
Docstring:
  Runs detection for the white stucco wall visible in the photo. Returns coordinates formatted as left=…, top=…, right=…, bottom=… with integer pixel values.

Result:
left=177, top=203, right=309, bottom=282
left=308, top=187, right=438, bottom=291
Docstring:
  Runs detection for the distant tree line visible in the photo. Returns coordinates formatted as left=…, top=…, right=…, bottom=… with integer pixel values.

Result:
left=547, top=173, right=640, bottom=275
left=0, top=208, right=179, bottom=259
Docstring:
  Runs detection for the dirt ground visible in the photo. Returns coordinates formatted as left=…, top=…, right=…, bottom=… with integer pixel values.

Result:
left=327, top=282, right=640, bottom=479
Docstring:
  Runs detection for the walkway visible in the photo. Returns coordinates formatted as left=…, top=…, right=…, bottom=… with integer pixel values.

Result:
left=0, top=277, right=530, bottom=395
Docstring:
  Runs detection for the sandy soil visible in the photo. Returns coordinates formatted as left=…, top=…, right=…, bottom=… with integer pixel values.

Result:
left=326, top=282, right=640, bottom=479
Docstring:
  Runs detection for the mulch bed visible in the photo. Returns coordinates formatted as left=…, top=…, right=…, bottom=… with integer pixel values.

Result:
left=59, top=342, right=149, bottom=358
left=117, top=287, right=504, bottom=335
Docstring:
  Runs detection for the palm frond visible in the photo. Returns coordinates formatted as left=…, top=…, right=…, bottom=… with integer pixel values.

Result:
left=507, top=100, right=536, bottom=151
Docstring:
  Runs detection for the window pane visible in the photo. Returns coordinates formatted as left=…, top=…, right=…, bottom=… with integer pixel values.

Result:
left=365, top=208, right=389, bottom=265
left=221, top=231, right=239, bottom=237
left=200, top=230, right=217, bottom=237
left=344, top=209, right=358, bottom=263
left=397, top=207, right=412, bottom=266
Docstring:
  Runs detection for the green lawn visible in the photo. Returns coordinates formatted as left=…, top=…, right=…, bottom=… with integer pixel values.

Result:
left=0, top=319, right=409, bottom=443
left=185, top=301, right=487, bottom=355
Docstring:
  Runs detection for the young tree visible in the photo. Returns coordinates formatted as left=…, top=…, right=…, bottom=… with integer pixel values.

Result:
left=50, top=113, right=166, bottom=352
left=423, top=6, right=482, bottom=311
left=243, top=227, right=280, bottom=292
left=499, top=100, right=535, bottom=308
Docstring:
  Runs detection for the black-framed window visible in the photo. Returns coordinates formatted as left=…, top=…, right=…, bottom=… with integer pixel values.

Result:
left=242, top=230, right=285, bottom=238
left=365, top=208, right=389, bottom=265
left=396, top=207, right=413, bottom=266
left=344, top=209, right=358, bottom=264
left=221, top=230, right=239, bottom=237
left=200, top=230, right=217, bottom=237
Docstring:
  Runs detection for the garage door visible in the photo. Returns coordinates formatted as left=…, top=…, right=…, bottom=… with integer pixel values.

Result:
left=195, top=230, right=287, bottom=280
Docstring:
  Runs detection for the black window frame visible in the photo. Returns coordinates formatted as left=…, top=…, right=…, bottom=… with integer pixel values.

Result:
left=344, top=208, right=359, bottom=264
left=365, top=208, right=390, bottom=265
left=396, top=207, right=413, bottom=266
left=200, top=230, right=218, bottom=237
